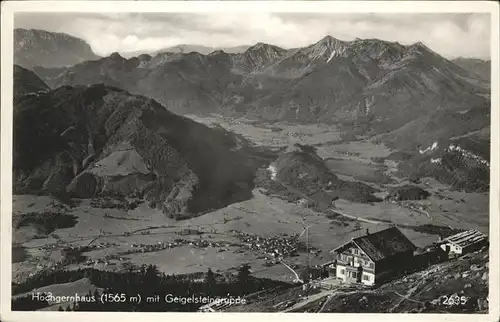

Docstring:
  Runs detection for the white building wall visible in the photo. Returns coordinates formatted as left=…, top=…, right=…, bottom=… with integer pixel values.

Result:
left=452, top=244, right=463, bottom=254
left=361, top=272, right=375, bottom=286
left=440, top=242, right=463, bottom=255
left=336, top=264, right=347, bottom=282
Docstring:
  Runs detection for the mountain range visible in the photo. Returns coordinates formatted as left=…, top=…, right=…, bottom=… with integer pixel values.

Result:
left=452, top=58, right=491, bottom=82
left=14, top=28, right=100, bottom=69
left=14, top=29, right=492, bottom=194
left=31, top=34, right=490, bottom=130
left=121, top=44, right=251, bottom=58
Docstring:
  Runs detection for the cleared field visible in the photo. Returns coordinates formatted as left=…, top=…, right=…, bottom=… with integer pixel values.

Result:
left=317, top=141, right=393, bottom=160
left=326, top=200, right=439, bottom=247
left=325, top=158, right=393, bottom=184
left=125, top=245, right=259, bottom=275
left=13, top=277, right=100, bottom=299
left=88, top=148, right=149, bottom=177
left=416, top=178, right=489, bottom=233
left=335, top=199, right=429, bottom=227
left=13, top=195, right=67, bottom=215
left=13, top=225, right=41, bottom=244
left=13, top=277, right=103, bottom=310
left=184, top=114, right=341, bottom=148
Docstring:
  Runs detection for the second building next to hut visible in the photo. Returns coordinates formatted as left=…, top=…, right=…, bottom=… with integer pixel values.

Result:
left=438, top=229, right=488, bottom=256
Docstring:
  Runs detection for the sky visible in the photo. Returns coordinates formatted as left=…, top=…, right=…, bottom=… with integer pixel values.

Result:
left=14, top=12, right=491, bottom=59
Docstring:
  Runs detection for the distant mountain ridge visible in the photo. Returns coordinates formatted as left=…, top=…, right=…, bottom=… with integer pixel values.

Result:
left=33, top=35, right=489, bottom=123
left=452, top=57, right=491, bottom=82
left=14, top=28, right=100, bottom=69
left=121, top=44, right=252, bottom=58
left=28, top=33, right=491, bottom=193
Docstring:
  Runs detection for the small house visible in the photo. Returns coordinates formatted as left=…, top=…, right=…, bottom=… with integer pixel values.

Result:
left=296, top=198, right=309, bottom=207
left=330, top=227, right=416, bottom=286
left=439, top=230, right=488, bottom=256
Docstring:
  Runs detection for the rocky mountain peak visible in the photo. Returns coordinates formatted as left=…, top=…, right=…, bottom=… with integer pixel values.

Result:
left=237, top=42, right=287, bottom=70
left=405, top=41, right=434, bottom=56
left=349, top=38, right=406, bottom=62
left=16, top=28, right=85, bottom=44
left=317, top=35, right=340, bottom=44
left=109, top=52, right=125, bottom=60
left=209, top=50, right=227, bottom=56
left=14, top=28, right=100, bottom=68
left=137, top=53, right=152, bottom=61
left=245, top=42, right=285, bottom=55
left=305, top=35, right=348, bottom=61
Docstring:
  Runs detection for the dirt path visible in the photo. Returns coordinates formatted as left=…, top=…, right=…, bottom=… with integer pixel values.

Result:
left=282, top=290, right=330, bottom=312
left=388, top=270, right=431, bottom=312
left=405, top=206, right=454, bottom=229
left=317, top=294, right=333, bottom=312
left=282, top=284, right=378, bottom=313
left=328, top=208, right=388, bottom=225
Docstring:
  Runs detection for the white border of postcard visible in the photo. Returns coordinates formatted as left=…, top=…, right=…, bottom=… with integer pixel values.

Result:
left=1, top=1, right=499, bottom=322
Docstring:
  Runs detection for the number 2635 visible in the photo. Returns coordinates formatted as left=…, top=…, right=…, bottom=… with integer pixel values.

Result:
left=441, top=295, right=468, bottom=306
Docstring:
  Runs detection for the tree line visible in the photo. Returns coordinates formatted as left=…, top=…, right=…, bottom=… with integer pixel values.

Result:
left=12, top=264, right=290, bottom=312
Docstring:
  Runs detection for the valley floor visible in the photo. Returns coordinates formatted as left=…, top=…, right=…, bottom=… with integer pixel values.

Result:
left=11, top=115, right=490, bottom=312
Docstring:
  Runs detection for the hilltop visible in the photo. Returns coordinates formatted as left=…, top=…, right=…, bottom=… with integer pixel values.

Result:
left=14, top=65, right=50, bottom=97
left=13, top=83, right=273, bottom=218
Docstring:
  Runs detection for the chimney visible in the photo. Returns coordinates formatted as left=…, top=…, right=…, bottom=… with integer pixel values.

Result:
left=366, top=229, right=370, bottom=236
